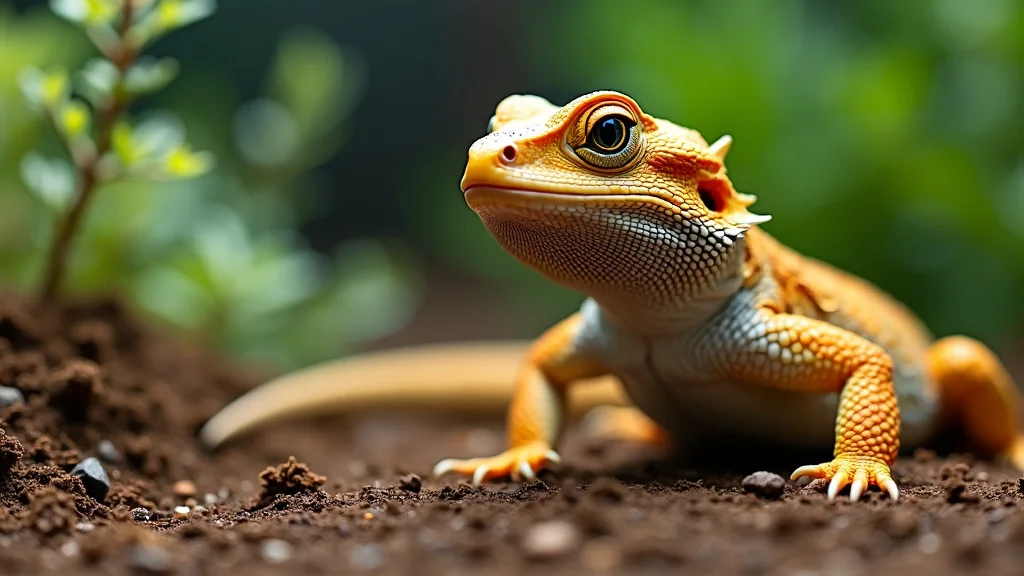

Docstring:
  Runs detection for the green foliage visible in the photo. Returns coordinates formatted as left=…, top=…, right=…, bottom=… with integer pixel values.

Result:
left=3, top=3, right=418, bottom=370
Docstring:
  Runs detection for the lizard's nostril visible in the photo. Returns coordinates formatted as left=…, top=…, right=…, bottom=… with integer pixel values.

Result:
left=500, top=145, right=517, bottom=164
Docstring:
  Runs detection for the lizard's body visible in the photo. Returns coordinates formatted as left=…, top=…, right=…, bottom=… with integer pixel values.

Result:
left=201, top=91, right=1024, bottom=501
left=570, top=227, right=939, bottom=452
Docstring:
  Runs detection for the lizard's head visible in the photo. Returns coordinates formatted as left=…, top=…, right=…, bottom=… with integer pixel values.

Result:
left=461, top=91, right=771, bottom=317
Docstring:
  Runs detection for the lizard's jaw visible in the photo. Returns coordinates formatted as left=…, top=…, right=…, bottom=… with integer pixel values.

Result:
left=463, top=185, right=746, bottom=324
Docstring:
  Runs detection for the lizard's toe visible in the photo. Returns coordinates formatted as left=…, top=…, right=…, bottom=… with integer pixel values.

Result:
left=432, top=444, right=561, bottom=486
left=791, top=454, right=898, bottom=502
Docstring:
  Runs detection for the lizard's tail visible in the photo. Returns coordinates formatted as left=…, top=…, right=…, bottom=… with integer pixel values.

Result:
left=199, top=340, right=627, bottom=449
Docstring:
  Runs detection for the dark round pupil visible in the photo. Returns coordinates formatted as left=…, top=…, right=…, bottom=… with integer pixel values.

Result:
left=595, top=118, right=624, bottom=149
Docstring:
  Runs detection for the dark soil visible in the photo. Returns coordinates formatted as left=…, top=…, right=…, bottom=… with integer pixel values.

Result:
left=2, top=294, right=1024, bottom=575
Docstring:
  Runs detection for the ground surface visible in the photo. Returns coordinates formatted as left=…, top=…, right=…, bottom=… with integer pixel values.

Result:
left=3, top=294, right=1024, bottom=575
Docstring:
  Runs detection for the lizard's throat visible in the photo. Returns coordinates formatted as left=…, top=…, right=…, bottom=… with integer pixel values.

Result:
left=467, top=187, right=747, bottom=332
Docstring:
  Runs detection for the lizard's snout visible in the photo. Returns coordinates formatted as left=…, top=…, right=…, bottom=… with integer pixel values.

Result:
left=462, top=135, right=519, bottom=192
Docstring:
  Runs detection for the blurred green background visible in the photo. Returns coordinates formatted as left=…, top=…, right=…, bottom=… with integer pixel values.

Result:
left=1, top=0, right=1022, bottom=373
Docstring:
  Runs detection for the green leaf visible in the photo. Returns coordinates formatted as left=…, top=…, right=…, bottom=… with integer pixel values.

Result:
left=75, top=58, right=119, bottom=106
left=57, top=99, right=91, bottom=137
left=269, top=28, right=361, bottom=136
left=232, top=98, right=300, bottom=167
left=112, top=114, right=185, bottom=167
left=20, top=153, right=76, bottom=212
left=50, top=0, right=119, bottom=26
left=129, top=0, right=216, bottom=47
left=133, top=265, right=216, bottom=331
left=18, top=67, right=70, bottom=111
left=161, top=144, right=214, bottom=178
left=123, top=56, right=179, bottom=95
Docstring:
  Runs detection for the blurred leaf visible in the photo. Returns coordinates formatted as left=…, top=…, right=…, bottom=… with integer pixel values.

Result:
left=155, top=0, right=215, bottom=29
left=57, top=99, right=91, bottom=137
left=192, top=207, right=252, bottom=283
left=122, top=56, right=179, bottom=95
left=20, top=153, right=75, bottom=212
left=161, top=144, right=214, bottom=178
left=268, top=28, right=359, bottom=136
left=18, top=67, right=70, bottom=111
left=232, top=98, right=300, bottom=167
left=75, top=58, right=118, bottom=106
left=50, top=0, right=119, bottom=26
left=318, top=239, right=417, bottom=345
left=111, top=113, right=186, bottom=172
left=133, top=265, right=215, bottom=331
left=231, top=244, right=322, bottom=320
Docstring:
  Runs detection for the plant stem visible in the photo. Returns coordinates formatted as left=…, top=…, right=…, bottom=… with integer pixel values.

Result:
left=37, top=2, right=137, bottom=306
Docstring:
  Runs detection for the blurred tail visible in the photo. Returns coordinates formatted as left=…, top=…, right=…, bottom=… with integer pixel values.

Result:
left=199, top=340, right=627, bottom=448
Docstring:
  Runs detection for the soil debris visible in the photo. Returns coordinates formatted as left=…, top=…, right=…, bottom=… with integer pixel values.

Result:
left=399, top=472, right=422, bottom=493
left=0, top=427, right=23, bottom=474
left=257, top=455, right=327, bottom=504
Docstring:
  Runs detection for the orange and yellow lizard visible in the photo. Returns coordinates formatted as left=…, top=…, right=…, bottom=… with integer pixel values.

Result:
left=200, top=91, right=1024, bottom=502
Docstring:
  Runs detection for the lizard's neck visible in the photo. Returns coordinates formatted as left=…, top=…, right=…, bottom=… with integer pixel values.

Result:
left=473, top=200, right=749, bottom=336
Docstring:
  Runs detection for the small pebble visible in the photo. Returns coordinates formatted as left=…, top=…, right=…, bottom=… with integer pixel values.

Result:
left=350, top=543, right=384, bottom=571
left=363, top=512, right=374, bottom=521
left=96, top=440, right=121, bottom=464
left=260, top=539, right=292, bottom=564
left=70, top=457, right=110, bottom=501
left=128, top=544, right=171, bottom=573
left=742, top=471, right=786, bottom=500
left=975, top=471, right=989, bottom=483
left=204, top=493, right=218, bottom=506
left=75, top=521, right=95, bottom=533
left=173, top=506, right=190, bottom=519
left=399, top=473, right=422, bottom=493
left=173, top=480, right=197, bottom=498
left=521, top=520, right=579, bottom=560
left=0, top=386, right=24, bottom=408
left=130, top=507, right=152, bottom=522
left=60, top=541, right=79, bottom=557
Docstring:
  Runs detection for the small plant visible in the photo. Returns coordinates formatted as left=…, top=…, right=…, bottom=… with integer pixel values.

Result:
left=19, top=0, right=215, bottom=304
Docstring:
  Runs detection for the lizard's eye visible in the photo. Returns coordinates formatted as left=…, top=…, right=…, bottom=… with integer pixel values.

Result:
left=591, top=117, right=629, bottom=151
left=486, top=116, right=496, bottom=133
left=573, top=105, right=641, bottom=170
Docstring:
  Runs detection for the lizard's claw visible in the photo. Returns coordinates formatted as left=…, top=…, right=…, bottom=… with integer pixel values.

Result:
left=432, top=443, right=561, bottom=486
left=791, top=454, right=898, bottom=502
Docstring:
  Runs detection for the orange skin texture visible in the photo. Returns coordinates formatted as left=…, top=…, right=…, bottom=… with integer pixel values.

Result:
left=433, top=91, right=1024, bottom=502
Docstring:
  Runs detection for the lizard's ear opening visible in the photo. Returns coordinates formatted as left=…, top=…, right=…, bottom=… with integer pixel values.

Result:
left=698, top=178, right=772, bottom=228
left=698, top=186, right=722, bottom=213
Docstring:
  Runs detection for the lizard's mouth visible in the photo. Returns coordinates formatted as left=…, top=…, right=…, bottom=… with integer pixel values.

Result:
left=463, top=185, right=678, bottom=213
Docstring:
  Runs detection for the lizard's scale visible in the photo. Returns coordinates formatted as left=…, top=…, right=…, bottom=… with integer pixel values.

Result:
left=201, top=90, right=1024, bottom=503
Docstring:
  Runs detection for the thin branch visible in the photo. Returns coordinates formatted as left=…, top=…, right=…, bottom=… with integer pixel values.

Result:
left=38, top=1, right=138, bottom=305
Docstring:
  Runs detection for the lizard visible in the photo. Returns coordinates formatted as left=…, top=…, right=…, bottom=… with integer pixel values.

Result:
left=199, top=90, right=1024, bottom=502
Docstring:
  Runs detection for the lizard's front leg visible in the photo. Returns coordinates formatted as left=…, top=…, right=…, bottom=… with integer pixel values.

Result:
left=432, top=313, right=608, bottom=485
left=701, top=308, right=901, bottom=501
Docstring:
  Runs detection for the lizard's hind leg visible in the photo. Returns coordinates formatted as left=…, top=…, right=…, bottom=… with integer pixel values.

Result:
left=578, top=406, right=671, bottom=448
left=927, top=336, right=1024, bottom=467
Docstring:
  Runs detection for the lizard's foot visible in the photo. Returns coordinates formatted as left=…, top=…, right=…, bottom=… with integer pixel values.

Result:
left=791, top=454, right=898, bottom=502
left=432, top=443, right=561, bottom=487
